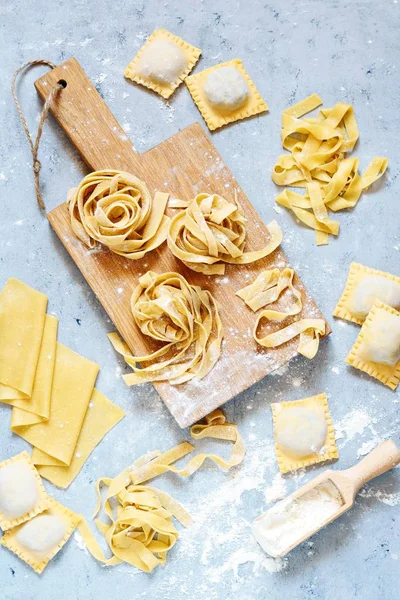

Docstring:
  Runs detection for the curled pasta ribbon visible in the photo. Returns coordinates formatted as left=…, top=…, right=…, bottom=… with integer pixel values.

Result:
left=254, top=317, right=326, bottom=359
left=67, top=170, right=169, bottom=259
left=167, top=192, right=283, bottom=275
left=76, top=409, right=245, bottom=572
left=272, top=95, right=388, bottom=245
left=236, top=267, right=302, bottom=319
left=108, top=271, right=223, bottom=385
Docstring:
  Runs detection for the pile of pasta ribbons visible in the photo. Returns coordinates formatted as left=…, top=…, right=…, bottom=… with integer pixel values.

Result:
left=77, top=409, right=245, bottom=572
left=272, top=94, right=388, bottom=245
left=168, top=192, right=282, bottom=275
left=108, top=271, right=223, bottom=385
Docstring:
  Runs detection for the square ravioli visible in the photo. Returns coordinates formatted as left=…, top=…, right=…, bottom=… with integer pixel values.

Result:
left=0, top=452, right=50, bottom=531
left=333, top=262, right=400, bottom=325
left=125, top=28, right=201, bottom=99
left=271, top=393, right=338, bottom=474
left=185, top=59, right=268, bottom=131
left=346, top=301, right=400, bottom=390
left=1, top=497, right=80, bottom=574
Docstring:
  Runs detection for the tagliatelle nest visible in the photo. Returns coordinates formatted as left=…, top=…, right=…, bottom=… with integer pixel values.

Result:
left=167, top=192, right=283, bottom=275
left=76, top=408, right=246, bottom=572
left=108, top=271, right=223, bottom=385
left=67, top=170, right=169, bottom=259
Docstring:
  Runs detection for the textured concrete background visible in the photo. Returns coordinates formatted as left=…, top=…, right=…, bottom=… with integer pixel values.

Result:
left=0, top=0, right=399, bottom=598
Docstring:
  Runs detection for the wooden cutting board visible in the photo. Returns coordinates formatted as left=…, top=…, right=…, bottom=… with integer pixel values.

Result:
left=35, top=58, right=330, bottom=428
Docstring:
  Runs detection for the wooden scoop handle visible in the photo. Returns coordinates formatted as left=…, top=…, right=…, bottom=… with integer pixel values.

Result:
left=343, top=440, right=400, bottom=494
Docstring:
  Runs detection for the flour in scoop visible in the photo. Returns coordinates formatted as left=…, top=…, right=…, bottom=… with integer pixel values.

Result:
left=252, top=480, right=343, bottom=558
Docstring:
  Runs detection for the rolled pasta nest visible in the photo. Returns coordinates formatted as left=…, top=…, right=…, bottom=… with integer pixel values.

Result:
left=168, top=192, right=282, bottom=274
left=109, top=271, right=223, bottom=385
left=67, top=170, right=169, bottom=259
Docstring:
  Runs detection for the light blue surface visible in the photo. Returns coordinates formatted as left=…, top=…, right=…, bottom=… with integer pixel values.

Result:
left=0, top=1, right=399, bottom=598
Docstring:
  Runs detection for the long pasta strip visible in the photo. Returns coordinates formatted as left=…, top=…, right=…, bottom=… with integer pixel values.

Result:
left=254, top=318, right=326, bottom=359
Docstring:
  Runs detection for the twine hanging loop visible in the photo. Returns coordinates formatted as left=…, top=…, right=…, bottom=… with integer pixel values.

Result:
left=11, top=59, right=64, bottom=211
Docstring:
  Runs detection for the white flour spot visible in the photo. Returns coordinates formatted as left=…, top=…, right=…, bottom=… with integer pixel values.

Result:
left=95, top=73, right=108, bottom=85
left=264, top=473, right=287, bottom=504
left=206, top=547, right=287, bottom=583
left=358, top=488, right=400, bottom=506
left=74, top=532, right=89, bottom=555
left=335, top=409, right=373, bottom=443
left=80, top=37, right=94, bottom=47
left=270, top=364, right=289, bottom=377
left=357, top=439, right=379, bottom=458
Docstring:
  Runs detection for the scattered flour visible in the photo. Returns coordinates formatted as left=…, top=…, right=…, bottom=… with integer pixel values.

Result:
left=159, top=101, right=176, bottom=124
left=358, top=488, right=400, bottom=506
left=173, top=436, right=288, bottom=587
left=264, top=473, right=287, bottom=504
left=269, top=363, right=289, bottom=377
left=206, top=547, right=286, bottom=583
left=335, top=409, right=374, bottom=443
left=74, top=532, right=89, bottom=555
left=79, top=37, right=94, bottom=47
left=95, top=73, right=108, bottom=85
left=357, top=439, right=379, bottom=458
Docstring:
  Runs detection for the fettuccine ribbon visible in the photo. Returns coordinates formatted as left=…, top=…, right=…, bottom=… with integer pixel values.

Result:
left=254, top=317, right=326, bottom=359
left=236, top=267, right=302, bottom=318
left=236, top=268, right=324, bottom=358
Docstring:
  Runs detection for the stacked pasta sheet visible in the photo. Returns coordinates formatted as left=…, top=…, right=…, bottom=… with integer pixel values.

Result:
left=0, top=278, right=125, bottom=488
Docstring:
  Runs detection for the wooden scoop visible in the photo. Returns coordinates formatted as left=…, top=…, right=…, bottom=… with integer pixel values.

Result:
left=253, top=440, right=400, bottom=558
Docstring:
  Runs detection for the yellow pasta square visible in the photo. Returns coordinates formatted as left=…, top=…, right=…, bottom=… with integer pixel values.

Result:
left=11, top=343, right=99, bottom=466
left=0, top=451, right=50, bottom=531
left=333, top=262, right=400, bottom=325
left=125, top=28, right=201, bottom=99
left=1, top=497, right=80, bottom=574
left=33, top=388, right=125, bottom=489
left=346, top=301, right=400, bottom=390
left=271, top=393, right=338, bottom=474
left=185, top=59, right=268, bottom=131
